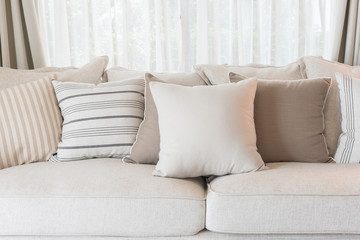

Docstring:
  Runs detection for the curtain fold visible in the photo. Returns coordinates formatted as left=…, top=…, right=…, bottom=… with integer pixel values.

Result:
left=340, top=0, right=360, bottom=66
left=0, top=0, right=47, bottom=69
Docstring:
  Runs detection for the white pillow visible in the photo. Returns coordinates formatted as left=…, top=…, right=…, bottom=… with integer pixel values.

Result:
left=334, top=73, right=360, bottom=164
left=150, top=78, right=264, bottom=178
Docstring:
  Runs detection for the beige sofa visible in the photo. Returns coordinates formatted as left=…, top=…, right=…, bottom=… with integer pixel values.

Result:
left=1, top=159, right=360, bottom=239
left=1, top=56, right=360, bottom=239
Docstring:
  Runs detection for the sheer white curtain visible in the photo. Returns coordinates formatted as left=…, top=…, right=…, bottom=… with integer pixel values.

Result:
left=39, top=0, right=347, bottom=71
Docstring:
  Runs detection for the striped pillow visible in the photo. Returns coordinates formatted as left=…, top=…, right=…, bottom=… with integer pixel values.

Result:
left=52, top=79, right=145, bottom=161
left=334, top=74, right=360, bottom=163
left=0, top=76, right=62, bottom=169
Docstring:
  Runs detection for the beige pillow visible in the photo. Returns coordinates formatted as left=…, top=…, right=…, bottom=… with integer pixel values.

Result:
left=104, top=66, right=206, bottom=85
left=150, top=79, right=264, bottom=178
left=57, top=56, right=109, bottom=83
left=123, top=73, right=206, bottom=164
left=304, top=56, right=360, bottom=157
left=231, top=73, right=331, bottom=163
left=194, top=59, right=305, bottom=85
left=0, top=56, right=109, bottom=90
left=0, top=76, right=62, bottom=170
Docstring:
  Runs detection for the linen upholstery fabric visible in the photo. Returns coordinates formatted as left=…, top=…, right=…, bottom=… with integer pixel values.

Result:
left=0, top=56, right=108, bottom=90
left=0, top=76, right=61, bottom=169
left=303, top=56, right=360, bottom=157
left=231, top=73, right=330, bottom=163
left=52, top=79, right=144, bottom=161
left=207, top=162, right=360, bottom=234
left=193, top=59, right=305, bottom=85
left=0, top=159, right=206, bottom=237
left=124, top=73, right=206, bottom=165
left=151, top=79, right=264, bottom=178
left=334, top=74, right=360, bottom=163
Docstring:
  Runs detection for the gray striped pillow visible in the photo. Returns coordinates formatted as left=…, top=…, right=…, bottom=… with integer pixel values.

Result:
left=334, top=73, right=360, bottom=164
left=0, top=76, right=62, bottom=169
left=52, top=79, right=145, bottom=161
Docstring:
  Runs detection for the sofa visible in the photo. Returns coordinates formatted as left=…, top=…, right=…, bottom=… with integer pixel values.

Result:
left=1, top=56, right=360, bottom=240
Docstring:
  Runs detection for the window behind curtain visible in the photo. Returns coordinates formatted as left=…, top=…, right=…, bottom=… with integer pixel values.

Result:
left=39, top=0, right=344, bottom=71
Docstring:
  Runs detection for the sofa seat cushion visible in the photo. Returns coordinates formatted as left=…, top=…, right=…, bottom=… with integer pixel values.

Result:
left=0, top=159, right=206, bottom=237
left=207, top=162, right=360, bottom=234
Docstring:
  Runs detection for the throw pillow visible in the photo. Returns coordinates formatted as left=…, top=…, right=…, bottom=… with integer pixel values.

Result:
left=231, top=73, right=331, bottom=163
left=104, top=66, right=206, bottom=85
left=334, top=74, right=360, bottom=163
left=0, top=56, right=109, bottom=90
left=52, top=78, right=145, bottom=161
left=57, top=56, right=109, bottom=84
left=193, top=59, right=305, bottom=85
left=0, top=76, right=62, bottom=169
left=123, top=73, right=206, bottom=164
left=150, top=79, right=264, bottom=178
left=303, top=56, right=360, bottom=157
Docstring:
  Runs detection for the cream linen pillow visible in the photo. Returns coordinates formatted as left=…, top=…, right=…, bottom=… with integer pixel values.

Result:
left=0, top=76, right=62, bottom=170
left=194, top=59, right=305, bottom=85
left=57, top=56, right=109, bottom=84
left=303, top=56, right=360, bottom=157
left=230, top=73, right=331, bottom=163
left=0, top=56, right=109, bottom=90
left=150, top=79, right=264, bottom=178
left=334, top=74, right=360, bottom=163
left=123, top=73, right=205, bottom=164
left=104, top=66, right=206, bottom=85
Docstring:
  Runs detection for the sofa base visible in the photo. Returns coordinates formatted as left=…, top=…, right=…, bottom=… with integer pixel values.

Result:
left=2, top=230, right=360, bottom=240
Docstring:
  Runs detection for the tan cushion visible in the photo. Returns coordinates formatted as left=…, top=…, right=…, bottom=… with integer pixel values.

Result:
left=0, top=158, right=206, bottom=236
left=150, top=79, right=264, bottom=178
left=194, top=59, right=305, bottom=85
left=105, top=68, right=206, bottom=165
left=0, top=76, right=62, bottom=170
left=207, top=162, right=360, bottom=234
left=303, top=56, right=360, bottom=157
left=124, top=73, right=206, bottom=165
left=0, top=56, right=109, bottom=90
left=231, top=73, right=330, bottom=163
